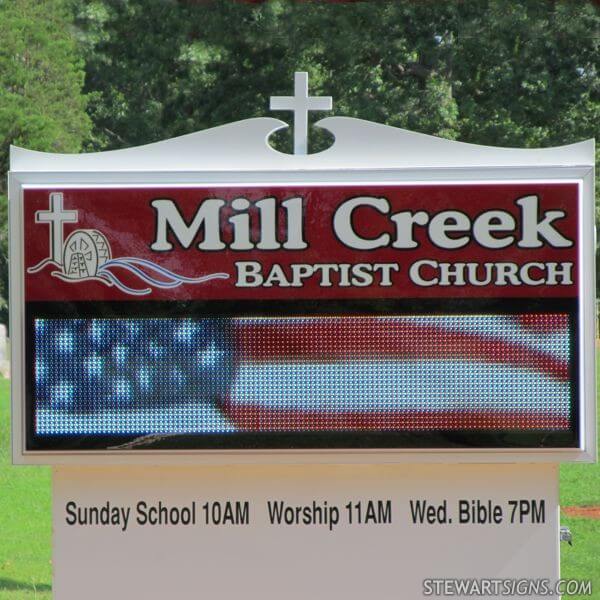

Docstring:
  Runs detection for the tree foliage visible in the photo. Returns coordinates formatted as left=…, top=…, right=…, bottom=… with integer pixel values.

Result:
left=0, top=0, right=91, bottom=325
left=75, top=1, right=599, bottom=151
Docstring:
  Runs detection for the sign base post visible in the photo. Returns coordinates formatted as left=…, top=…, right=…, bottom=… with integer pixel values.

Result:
left=54, top=463, right=559, bottom=599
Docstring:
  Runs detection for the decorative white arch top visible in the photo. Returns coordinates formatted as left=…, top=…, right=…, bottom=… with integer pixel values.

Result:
left=10, top=64, right=594, bottom=176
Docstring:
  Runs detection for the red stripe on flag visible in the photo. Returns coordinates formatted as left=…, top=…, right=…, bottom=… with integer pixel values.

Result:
left=516, top=313, right=569, bottom=332
left=221, top=401, right=570, bottom=432
left=234, top=319, right=569, bottom=382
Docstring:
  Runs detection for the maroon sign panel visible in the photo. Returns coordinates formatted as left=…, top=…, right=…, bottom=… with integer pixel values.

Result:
left=25, top=184, right=578, bottom=302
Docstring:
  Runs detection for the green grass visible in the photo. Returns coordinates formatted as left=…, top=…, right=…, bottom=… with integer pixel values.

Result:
left=0, top=373, right=598, bottom=599
left=558, top=356, right=600, bottom=598
left=0, top=378, right=51, bottom=600
left=561, top=460, right=600, bottom=507
left=561, top=517, right=600, bottom=599
left=559, top=356, right=600, bottom=508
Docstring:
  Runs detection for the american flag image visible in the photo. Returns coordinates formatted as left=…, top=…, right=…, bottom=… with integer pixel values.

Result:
left=34, top=313, right=571, bottom=436
left=224, top=314, right=571, bottom=432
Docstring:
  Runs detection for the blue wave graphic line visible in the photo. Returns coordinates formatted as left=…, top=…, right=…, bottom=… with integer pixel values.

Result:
left=115, top=257, right=229, bottom=284
left=98, top=269, right=151, bottom=295
left=101, top=260, right=184, bottom=289
left=97, top=257, right=229, bottom=295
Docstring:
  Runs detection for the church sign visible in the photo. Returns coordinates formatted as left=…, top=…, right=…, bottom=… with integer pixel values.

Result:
left=10, top=73, right=595, bottom=462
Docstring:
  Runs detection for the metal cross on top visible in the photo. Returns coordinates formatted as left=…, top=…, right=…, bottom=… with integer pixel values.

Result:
left=270, top=72, right=333, bottom=155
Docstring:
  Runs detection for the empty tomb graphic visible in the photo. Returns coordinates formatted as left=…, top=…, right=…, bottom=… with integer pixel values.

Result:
left=63, top=230, right=111, bottom=279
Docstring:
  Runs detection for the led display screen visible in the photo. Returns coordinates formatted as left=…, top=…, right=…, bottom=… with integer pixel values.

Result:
left=29, top=309, right=576, bottom=448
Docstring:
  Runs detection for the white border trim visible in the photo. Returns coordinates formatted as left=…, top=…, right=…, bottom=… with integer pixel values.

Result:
left=9, top=118, right=596, bottom=465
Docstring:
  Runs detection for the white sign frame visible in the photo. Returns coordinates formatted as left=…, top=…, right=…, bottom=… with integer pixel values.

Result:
left=9, top=116, right=596, bottom=464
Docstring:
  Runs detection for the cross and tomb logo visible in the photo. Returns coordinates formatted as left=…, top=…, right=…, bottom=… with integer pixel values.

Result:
left=27, top=192, right=229, bottom=296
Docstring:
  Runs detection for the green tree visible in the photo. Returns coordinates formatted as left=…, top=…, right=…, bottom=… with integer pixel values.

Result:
left=0, top=0, right=91, bottom=326
left=75, top=1, right=598, bottom=150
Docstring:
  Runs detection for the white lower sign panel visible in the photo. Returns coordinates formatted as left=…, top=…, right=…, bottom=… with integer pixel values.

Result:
left=54, top=463, right=559, bottom=600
